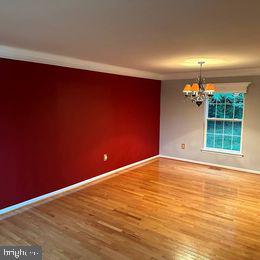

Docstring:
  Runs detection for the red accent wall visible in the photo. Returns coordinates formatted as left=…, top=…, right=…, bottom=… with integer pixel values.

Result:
left=0, top=58, right=160, bottom=210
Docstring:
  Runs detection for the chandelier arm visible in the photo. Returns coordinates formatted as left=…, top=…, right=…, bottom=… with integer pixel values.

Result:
left=183, top=61, right=214, bottom=107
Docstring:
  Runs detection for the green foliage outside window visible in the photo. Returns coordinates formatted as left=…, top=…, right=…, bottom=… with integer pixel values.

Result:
left=205, top=93, right=244, bottom=152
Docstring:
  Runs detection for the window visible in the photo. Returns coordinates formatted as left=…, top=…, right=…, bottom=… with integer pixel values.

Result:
left=204, top=93, right=244, bottom=155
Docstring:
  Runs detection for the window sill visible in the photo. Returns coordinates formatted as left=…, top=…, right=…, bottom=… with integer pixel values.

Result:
left=201, top=148, right=244, bottom=157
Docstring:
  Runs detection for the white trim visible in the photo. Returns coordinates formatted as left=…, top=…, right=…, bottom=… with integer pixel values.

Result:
left=201, top=148, right=243, bottom=157
left=203, top=97, right=209, bottom=151
left=159, top=155, right=260, bottom=175
left=0, top=155, right=159, bottom=216
left=214, top=82, right=250, bottom=93
left=207, top=118, right=242, bottom=122
left=1, top=45, right=260, bottom=80
left=0, top=45, right=162, bottom=80
left=162, top=68, right=260, bottom=80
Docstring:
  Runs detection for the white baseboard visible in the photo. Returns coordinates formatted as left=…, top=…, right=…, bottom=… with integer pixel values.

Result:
left=0, top=155, right=159, bottom=216
left=160, top=154, right=260, bottom=175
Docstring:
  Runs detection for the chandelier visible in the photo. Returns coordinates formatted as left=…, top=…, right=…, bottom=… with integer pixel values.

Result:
left=182, top=61, right=216, bottom=106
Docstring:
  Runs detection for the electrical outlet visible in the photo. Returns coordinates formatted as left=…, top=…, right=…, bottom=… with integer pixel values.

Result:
left=103, top=154, right=108, bottom=161
left=181, top=144, right=186, bottom=149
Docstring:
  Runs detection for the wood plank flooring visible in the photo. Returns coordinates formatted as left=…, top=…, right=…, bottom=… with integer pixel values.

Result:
left=0, top=158, right=259, bottom=259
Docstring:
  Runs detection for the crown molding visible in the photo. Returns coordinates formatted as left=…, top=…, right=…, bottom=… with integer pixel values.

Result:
left=1, top=45, right=260, bottom=81
left=161, top=67, right=260, bottom=80
left=214, top=82, right=251, bottom=93
left=0, top=45, right=162, bottom=80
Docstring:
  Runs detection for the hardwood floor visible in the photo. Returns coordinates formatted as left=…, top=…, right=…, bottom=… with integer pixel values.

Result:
left=0, top=158, right=259, bottom=259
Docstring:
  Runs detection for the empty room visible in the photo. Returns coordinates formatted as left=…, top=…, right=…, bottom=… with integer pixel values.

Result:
left=0, top=0, right=259, bottom=259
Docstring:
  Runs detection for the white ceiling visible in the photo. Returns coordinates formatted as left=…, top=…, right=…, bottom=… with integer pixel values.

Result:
left=0, top=0, right=260, bottom=79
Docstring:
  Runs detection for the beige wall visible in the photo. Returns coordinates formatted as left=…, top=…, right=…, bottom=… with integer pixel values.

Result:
left=160, top=76, right=260, bottom=172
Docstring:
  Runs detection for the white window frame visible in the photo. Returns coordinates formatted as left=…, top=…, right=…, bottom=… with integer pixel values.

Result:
left=202, top=93, right=245, bottom=156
